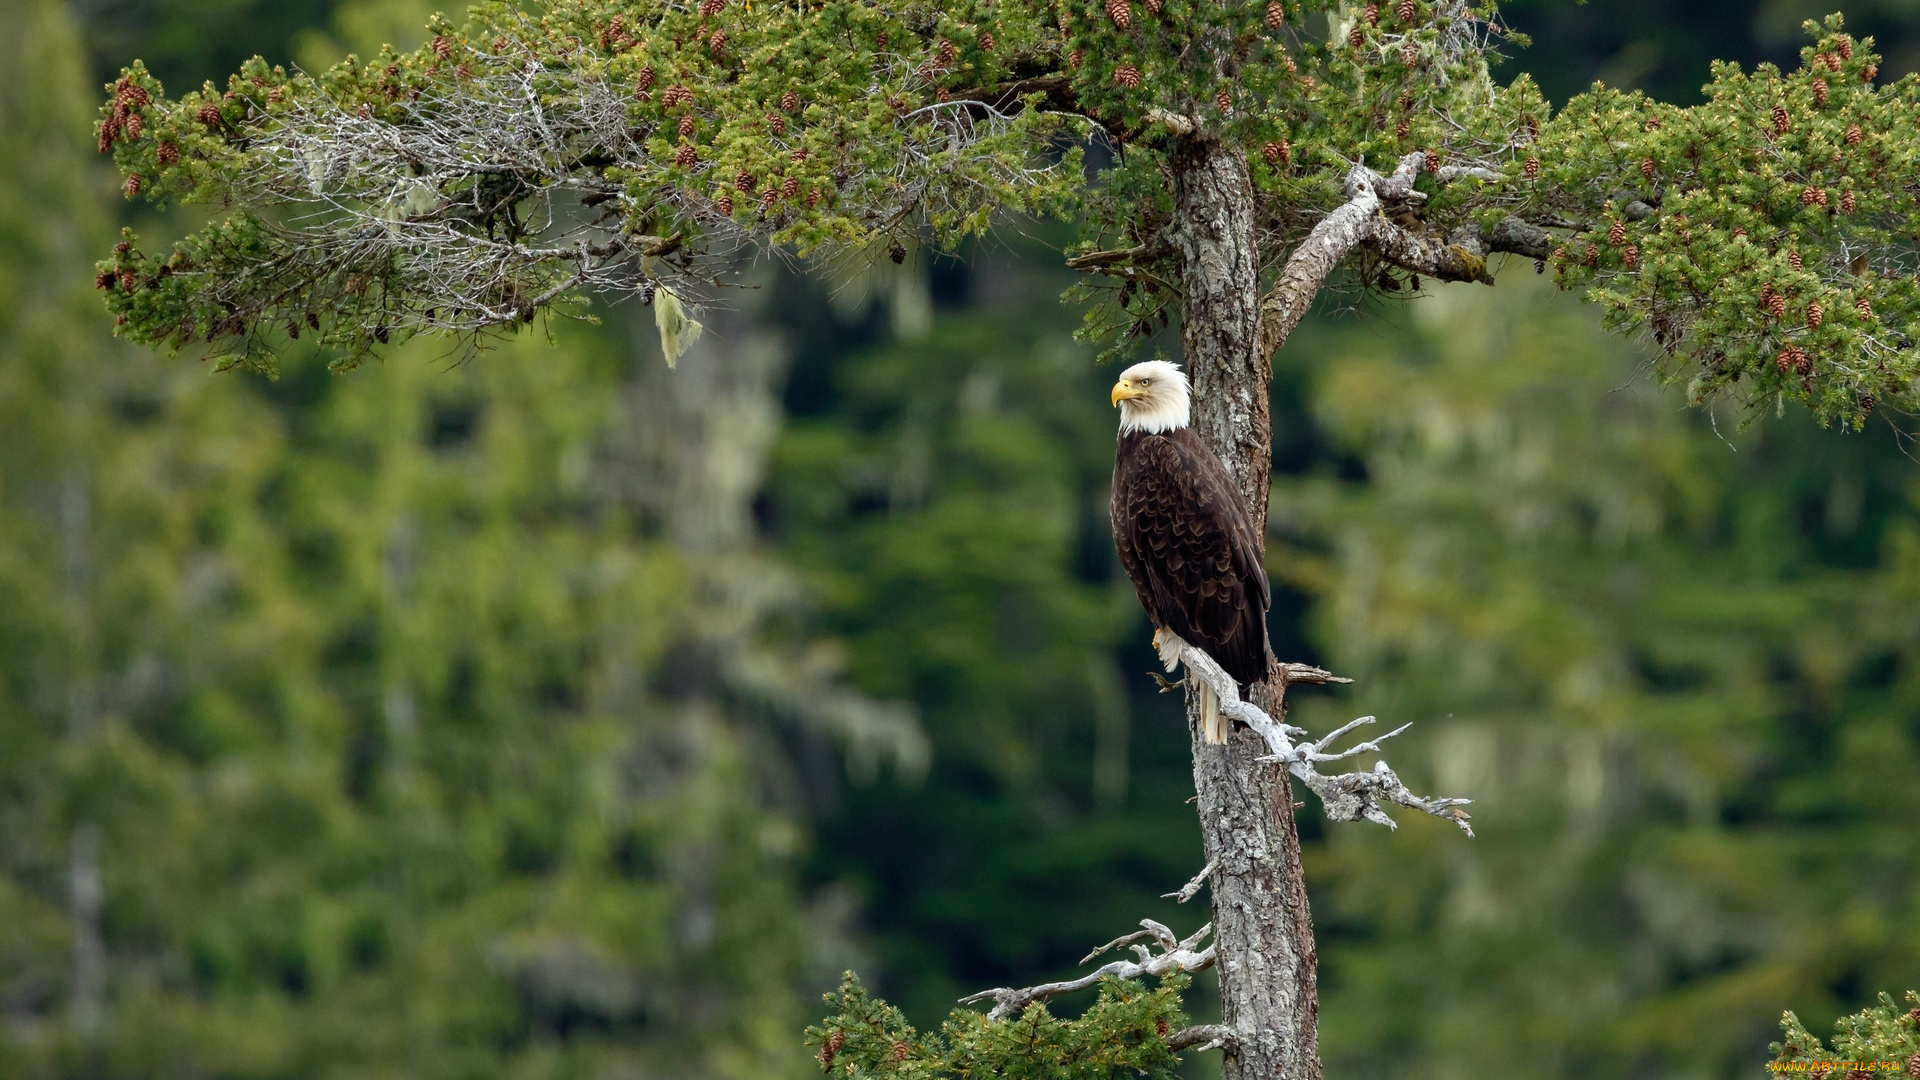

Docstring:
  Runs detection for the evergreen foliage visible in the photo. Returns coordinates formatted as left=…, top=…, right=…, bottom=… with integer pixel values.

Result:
left=89, top=0, right=1920, bottom=423
left=805, top=973, right=1189, bottom=1080
left=1772, top=990, right=1920, bottom=1074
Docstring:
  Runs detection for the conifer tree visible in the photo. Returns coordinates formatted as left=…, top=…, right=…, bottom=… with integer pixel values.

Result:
left=92, top=2, right=1920, bottom=1077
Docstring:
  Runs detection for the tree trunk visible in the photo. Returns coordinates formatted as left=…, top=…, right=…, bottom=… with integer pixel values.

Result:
left=1169, top=136, right=1321, bottom=1080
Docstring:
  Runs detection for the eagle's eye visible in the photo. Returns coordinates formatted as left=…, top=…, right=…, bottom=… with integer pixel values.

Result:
left=1137, top=377, right=1151, bottom=386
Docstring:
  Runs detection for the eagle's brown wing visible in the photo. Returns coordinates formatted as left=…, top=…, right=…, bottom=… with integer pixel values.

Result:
left=1112, top=429, right=1272, bottom=688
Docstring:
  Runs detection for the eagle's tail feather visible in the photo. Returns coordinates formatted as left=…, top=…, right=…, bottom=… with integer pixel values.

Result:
left=1199, top=680, right=1227, bottom=745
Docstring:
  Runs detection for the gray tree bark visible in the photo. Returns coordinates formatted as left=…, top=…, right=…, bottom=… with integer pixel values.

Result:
left=1169, top=136, right=1321, bottom=1080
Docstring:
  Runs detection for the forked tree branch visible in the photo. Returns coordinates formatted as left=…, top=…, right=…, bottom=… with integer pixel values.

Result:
left=1254, top=150, right=1572, bottom=358
left=1174, top=643, right=1474, bottom=834
left=1253, top=159, right=1400, bottom=360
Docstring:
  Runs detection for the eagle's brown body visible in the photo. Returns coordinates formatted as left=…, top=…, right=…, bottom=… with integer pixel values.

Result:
left=1111, top=426, right=1273, bottom=737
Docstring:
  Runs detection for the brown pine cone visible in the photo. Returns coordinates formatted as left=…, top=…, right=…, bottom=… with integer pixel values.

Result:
left=981, top=31, right=996, bottom=49
left=736, top=170, right=755, bottom=192
left=1106, top=0, right=1132, bottom=30
left=1266, top=0, right=1285, bottom=29
left=782, top=89, right=798, bottom=113
left=1622, top=244, right=1639, bottom=269
left=673, top=144, right=698, bottom=167
left=821, top=1031, right=845, bottom=1070
left=717, top=193, right=734, bottom=214
left=1424, top=148, right=1440, bottom=174
left=1856, top=296, right=1873, bottom=320
left=198, top=102, right=222, bottom=126
left=1641, top=156, right=1656, bottom=179
left=1846, top=122, right=1863, bottom=144
left=1114, top=64, right=1142, bottom=88
left=1364, top=3, right=1379, bottom=25
left=1772, top=103, right=1790, bottom=132
left=1812, top=78, right=1829, bottom=105
left=1863, top=62, right=1878, bottom=82
left=1807, top=300, right=1823, bottom=327
left=1788, top=249, right=1804, bottom=270
left=638, top=65, right=655, bottom=91
left=1216, top=88, right=1232, bottom=113
left=123, top=174, right=141, bottom=197
left=1841, top=190, right=1857, bottom=213
left=679, top=114, right=696, bottom=137
left=1608, top=221, right=1626, bottom=245
left=770, top=115, right=787, bottom=135
left=1837, top=35, right=1854, bottom=59
left=783, top=176, right=800, bottom=198
left=1524, top=155, right=1540, bottom=179
left=1349, top=25, right=1365, bottom=48
left=156, top=142, right=179, bottom=165
left=1068, top=48, right=1083, bottom=68
left=1398, top=0, right=1416, bottom=21
left=938, top=38, right=957, bottom=64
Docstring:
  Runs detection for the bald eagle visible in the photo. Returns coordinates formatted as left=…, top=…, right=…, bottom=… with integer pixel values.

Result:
left=1109, top=360, right=1273, bottom=744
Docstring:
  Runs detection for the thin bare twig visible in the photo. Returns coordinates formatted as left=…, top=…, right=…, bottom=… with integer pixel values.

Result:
left=1164, top=858, right=1216, bottom=903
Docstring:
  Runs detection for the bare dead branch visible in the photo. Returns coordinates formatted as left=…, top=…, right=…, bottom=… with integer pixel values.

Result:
left=1163, top=858, right=1216, bottom=903
left=1367, top=218, right=1497, bottom=285
left=1066, top=240, right=1171, bottom=272
left=1170, top=643, right=1474, bottom=835
left=1277, top=661, right=1353, bottom=686
left=960, top=920, right=1216, bottom=1020
left=1166, top=1024, right=1237, bottom=1052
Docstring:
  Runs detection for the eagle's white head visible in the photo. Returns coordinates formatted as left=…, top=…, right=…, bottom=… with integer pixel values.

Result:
left=1110, top=360, right=1191, bottom=435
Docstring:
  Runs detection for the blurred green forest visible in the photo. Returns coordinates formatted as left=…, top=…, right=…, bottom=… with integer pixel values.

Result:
left=3, top=0, right=1919, bottom=1078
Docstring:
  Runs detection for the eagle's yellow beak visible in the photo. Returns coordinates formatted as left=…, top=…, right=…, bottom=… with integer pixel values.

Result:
left=1111, top=379, right=1143, bottom=407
